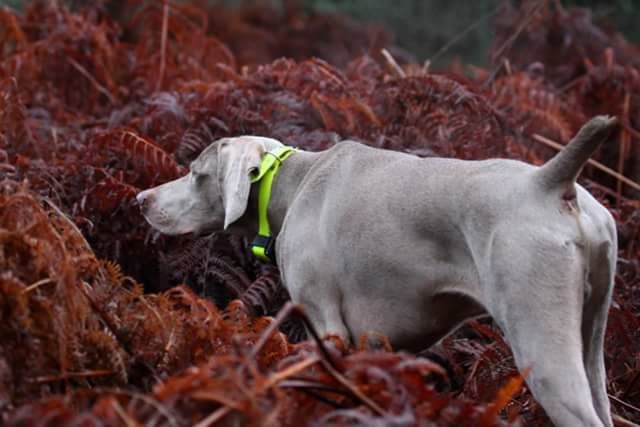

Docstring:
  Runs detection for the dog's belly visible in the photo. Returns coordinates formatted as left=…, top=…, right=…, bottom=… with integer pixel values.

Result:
left=329, top=228, right=486, bottom=351
left=343, top=282, right=486, bottom=352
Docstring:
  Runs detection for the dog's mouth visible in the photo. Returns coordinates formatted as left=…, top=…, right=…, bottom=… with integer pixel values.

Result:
left=143, top=211, right=216, bottom=238
left=140, top=199, right=219, bottom=237
left=141, top=209, right=184, bottom=235
left=194, top=223, right=220, bottom=237
left=195, top=229, right=214, bottom=237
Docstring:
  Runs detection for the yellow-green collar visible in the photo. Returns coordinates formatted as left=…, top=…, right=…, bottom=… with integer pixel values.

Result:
left=249, top=146, right=296, bottom=262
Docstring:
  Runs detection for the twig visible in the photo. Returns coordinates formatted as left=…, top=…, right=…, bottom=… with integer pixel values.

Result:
left=89, top=388, right=180, bottom=427
left=482, top=58, right=510, bottom=89
left=558, top=75, right=587, bottom=93
left=484, top=0, right=545, bottom=87
left=380, top=48, right=405, bottom=78
left=320, top=358, right=385, bottom=415
left=191, top=354, right=322, bottom=427
left=111, top=399, right=137, bottom=427
left=279, top=379, right=353, bottom=397
left=612, top=413, right=640, bottom=427
left=504, top=58, right=512, bottom=75
left=190, top=390, right=241, bottom=410
left=584, top=178, right=638, bottom=205
left=42, top=198, right=94, bottom=254
left=617, top=93, right=631, bottom=202
left=67, top=58, right=115, bottom=104
left=22, top=277, right=54, bottom=294
left=610, top=394, right=640, bottom=427
left=138, top=294, right=171, bottom=352
left=193, top=406, right=232, bottom=427
left=27, top=369, right=116, bottom=384
left=262, top=354, right=320, bottom=389
left=622, top=370, right=640, bottom=401
left=610, top=394, right=640, bottom=415
left=283, top=385, right=347, bottom=409
left=490, top=0, right=544, bottom=61
left=429, top=3, right=503, bottom=65
left=79, top=282, right=158, bottom=381
left=422, top=59, right=431, bottom=74
left=621, top=121, right=640, bottom=140
left=532, top=133, right=640, bottom=193
left=80, top=284, right=130, bottom=354
left=156, top=0, right=170, bottom=92
left=249, top=302, right=386, bottom=416
left=249, top=303, right=334, bottom=366
left=280, top=379, right=354, bottom=407
left=191, top=357, right=321, bottom=403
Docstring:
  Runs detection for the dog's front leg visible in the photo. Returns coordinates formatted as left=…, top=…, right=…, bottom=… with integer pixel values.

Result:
left=299, top=292, right=352, bottom=345
left=281, top=268, right=352, bottom=345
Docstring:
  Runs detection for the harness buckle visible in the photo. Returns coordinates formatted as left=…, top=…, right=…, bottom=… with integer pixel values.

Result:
left=251, top=234, right=276, bottom=262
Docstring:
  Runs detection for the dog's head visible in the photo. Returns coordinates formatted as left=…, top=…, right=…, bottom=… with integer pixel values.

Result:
left=136, top=136, right=284, bottom=235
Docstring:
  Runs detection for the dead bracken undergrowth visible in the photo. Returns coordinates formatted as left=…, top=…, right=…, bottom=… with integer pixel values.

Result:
left=0, top=1, right=639, bottom=426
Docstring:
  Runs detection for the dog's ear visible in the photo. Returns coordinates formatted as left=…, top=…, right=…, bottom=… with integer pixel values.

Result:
left=216, top=140, right=264, bottom=229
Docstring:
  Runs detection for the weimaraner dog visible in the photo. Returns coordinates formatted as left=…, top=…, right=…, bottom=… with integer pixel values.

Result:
left=137, top=116, right=618, bottom=427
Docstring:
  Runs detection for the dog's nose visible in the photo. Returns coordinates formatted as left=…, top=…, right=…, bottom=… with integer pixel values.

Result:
left=136, top=190, right=154, bottom=212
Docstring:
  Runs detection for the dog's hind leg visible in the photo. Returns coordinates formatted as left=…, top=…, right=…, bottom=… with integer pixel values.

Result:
left=581, top=240, right=616, bottom=427
left=486, top=231, right=604, bottom=427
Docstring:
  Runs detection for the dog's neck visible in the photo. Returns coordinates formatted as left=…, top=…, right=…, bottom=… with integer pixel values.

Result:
left=229, top=149, right=322, bottom=240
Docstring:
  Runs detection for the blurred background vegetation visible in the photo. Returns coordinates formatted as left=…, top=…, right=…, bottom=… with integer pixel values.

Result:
left=1, top=0, right=638, bottom=67
left=304, top=0, right=640, bottom=66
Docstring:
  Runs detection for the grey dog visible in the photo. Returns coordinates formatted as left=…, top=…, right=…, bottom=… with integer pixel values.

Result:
left=137, top=116, right=618, bottom=426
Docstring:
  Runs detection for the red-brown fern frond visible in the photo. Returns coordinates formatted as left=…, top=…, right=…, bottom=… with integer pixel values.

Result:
left=92, top=130, right=186, bottom=186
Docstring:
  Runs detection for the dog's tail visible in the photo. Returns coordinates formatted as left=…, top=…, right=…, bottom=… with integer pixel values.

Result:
left=535, top=115, right=618, bottom=190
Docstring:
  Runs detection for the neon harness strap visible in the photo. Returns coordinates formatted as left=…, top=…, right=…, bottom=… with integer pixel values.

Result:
left=249, top=146, right=296, bottom=262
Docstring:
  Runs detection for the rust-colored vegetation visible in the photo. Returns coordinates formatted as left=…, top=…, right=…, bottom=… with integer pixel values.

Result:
left=0, top=1, right=639, bottom=426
